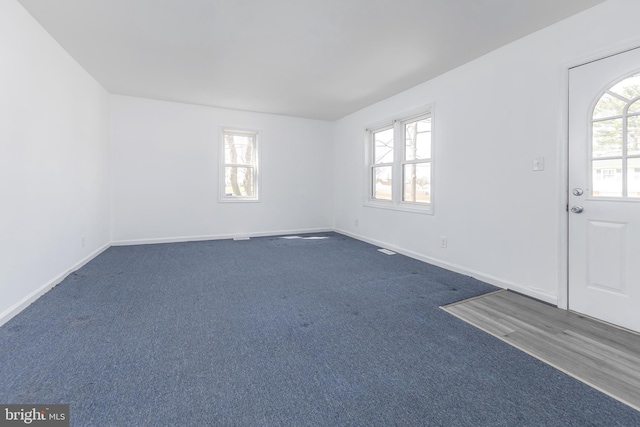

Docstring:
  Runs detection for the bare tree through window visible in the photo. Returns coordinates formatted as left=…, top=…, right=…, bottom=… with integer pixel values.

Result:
left=222, top=130, right=258, bottom=200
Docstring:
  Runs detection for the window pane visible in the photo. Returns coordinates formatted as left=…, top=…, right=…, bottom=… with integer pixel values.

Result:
left=593, top=93, right=626, bottom=119
left=417, top=118, right=431, bottom=133
left=403, top=163, right=431, bottom=203
left=628, top=158, right=640, bottom=198
left=609, top=73, right=640, bottom=100
left=373, top=128, right=394, bottom=164
left=592, top=119, right=623, bottom=158
left=405, top=120, right=431, bottom=161
left=372, top=166, right=392, bottom=200
left=225, top=167, right=255, bottom=197
left=225, top=134, right=255, bottom=164
left=592, top=159, right=622, bottom=197
left=628, top=115, right=640, bottom=156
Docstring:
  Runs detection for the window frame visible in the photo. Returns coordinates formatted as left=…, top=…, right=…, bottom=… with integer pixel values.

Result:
left=370, top=124, right=395, bottom=203
left=364, top=105, right=434, bottom=214
left=600, top=168, right=617, bottom=180
left=219, top=127, right=260, bottom=203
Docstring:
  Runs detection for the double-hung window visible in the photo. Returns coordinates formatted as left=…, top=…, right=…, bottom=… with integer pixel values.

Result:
left=367, top=107, right=433, bottom=213
left=220, top=128, right=259, bottom=201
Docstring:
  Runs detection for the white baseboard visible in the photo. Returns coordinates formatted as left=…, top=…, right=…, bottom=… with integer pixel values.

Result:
left=2, top=228, right=334, bottom=327
left=0, top=243, right=111, bottom=328
left=111, top=227, right=334, bottom=246
left=334, top=228, right=558, bottom=306
left=1, top=227, right=557, bottom=329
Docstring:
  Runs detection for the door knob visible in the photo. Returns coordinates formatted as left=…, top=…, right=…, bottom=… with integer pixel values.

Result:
left=570, top=205, right=584, bottom=213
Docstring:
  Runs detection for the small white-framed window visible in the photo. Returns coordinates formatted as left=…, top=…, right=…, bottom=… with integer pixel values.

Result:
left=600, top=168, right=617, bottom=180
left=220, top=128, right=259, bottom=201
left=365, top=106, right=433, bottom=213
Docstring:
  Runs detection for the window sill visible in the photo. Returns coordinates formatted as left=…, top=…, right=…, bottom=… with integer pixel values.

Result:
left=364, top=200, right=433, bottom=215
left=218, top=197, right=261, bottom=203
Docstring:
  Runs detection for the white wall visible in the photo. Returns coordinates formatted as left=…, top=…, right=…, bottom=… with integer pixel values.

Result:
left=0, top=1, right=111, bottom=323
left=332, top=0, right=640, bottom=304
left=110, top=95, right=333, bottom=243
left=4, top=0, right=638, bottom=325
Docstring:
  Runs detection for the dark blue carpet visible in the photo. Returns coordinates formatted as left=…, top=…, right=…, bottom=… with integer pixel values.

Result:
left=0, top=233, right=638, bottom=426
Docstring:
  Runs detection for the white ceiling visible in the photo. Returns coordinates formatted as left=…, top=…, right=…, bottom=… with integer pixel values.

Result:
left=18, top=0, right=606, bottom=120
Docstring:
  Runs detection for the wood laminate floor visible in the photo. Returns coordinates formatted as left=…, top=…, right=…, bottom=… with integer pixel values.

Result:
left=442, top=290, right=640, bottom=411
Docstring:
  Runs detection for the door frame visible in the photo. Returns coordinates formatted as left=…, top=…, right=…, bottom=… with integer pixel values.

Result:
left=558, top=39, right=640, bottom=310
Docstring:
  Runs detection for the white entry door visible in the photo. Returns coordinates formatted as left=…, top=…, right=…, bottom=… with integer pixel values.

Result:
left=568, top=47, right=640, bottom=333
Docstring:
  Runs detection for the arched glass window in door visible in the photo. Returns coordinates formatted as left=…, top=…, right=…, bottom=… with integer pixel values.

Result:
left=592, top=73, right=640, bottom=198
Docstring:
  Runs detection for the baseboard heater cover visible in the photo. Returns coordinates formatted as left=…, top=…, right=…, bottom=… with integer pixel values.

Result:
left=378, top=248, right=396, bottom=255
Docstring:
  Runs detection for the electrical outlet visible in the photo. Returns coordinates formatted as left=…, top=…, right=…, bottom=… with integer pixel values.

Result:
left=81, top=236, right=86, bottom=248
left=440, top=236, right=447, bottom=248
left=354, top=219, right=359, bottom=227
